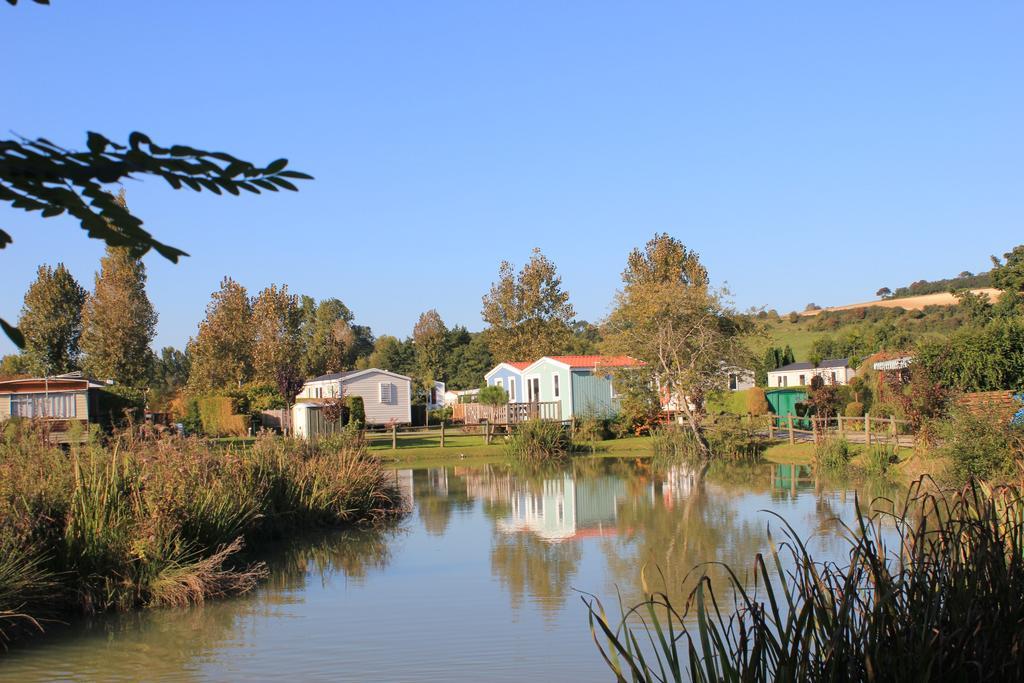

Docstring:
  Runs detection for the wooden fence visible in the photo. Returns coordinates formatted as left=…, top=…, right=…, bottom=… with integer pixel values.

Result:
left=767, top=413, right=915, bottom=448
left=451, top=401, right=561, bottom=424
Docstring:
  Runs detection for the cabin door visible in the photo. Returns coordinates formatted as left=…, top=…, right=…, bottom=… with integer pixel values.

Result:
left=527, top=377, right=540, bottom=403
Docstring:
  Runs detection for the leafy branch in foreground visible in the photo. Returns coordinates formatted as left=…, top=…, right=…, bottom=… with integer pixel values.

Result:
left=585, top=477, right=1024, bottom=682
left=0, top=131, right=312, bottom=346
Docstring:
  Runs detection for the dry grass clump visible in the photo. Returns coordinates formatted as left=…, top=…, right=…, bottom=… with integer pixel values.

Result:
left=0, top=425, right=403, bottom=645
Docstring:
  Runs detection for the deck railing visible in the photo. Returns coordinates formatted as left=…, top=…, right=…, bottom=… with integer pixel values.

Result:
left=452, top=401, right=561, bottom=424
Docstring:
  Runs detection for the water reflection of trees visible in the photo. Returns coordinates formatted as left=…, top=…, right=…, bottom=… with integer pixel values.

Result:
left=2, top=524, right=406, bottom=681
left=263, top=524, right=404, bottom=591
left=413, top=468, right=474, bottom=536
left=490, top=532, right=581, bottom=616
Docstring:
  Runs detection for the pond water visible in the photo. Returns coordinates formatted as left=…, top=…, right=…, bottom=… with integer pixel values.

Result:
left=2, top=458, right=898, bottom=682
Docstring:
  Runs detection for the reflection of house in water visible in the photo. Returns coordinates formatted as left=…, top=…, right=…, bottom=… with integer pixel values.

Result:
left=497, top=474, right=628, bottom=542
left=650, top=465, right=699, bottom=507
left=395, top=469, right=414, bottom=508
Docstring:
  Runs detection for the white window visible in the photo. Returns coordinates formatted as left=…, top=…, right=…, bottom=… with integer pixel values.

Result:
left=798, top=374, right=805, bottom=386
left=553, top=374, right=560, bottom=398
left=831, top=372, right=837, bottom=384
left=379, top=382, right=393, bottom=404
left=509, top=378, right=516, bottom=401
left=783, top=376, right=788, bottom=387
left=495, top=378, right=504, bottom=389
left=10, top=392, right=78, bottom=418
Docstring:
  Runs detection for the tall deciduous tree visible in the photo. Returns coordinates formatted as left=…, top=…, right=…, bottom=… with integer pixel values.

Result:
left=251, top=284, right=302, bottom=386
left=80, top=246, right=158, bottom=386
left=602, top=234, right=753, bottom=468
left=187, top=277, right=254, bottom=391
left=413, top=309, right=448, bottom=384
left=17, top=263, right=86, bottom=375
left=481, top=248, right=575, bottom=362
left=301, top=297, right=357, bottom=378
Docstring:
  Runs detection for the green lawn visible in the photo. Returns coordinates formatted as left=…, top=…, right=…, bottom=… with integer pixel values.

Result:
left=756, top=319, right=828, bottom=362
left=370, top=434, right=657, bottom=465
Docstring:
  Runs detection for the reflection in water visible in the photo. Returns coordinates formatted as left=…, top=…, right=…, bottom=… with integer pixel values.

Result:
left=2, top=458, right=902, bottom=682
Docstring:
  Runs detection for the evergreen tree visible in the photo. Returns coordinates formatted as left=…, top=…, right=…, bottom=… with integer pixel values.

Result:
left=362, top=335, right=416, bottom=376
left=481, top=248, right=575, bottom=361
left=187, top=277, right=254, bottom=391
left=18, top=263, right=86, bottom=375
left=445, top=332, right=494, bottom=389
left=80, top=246, right=157, bottom=386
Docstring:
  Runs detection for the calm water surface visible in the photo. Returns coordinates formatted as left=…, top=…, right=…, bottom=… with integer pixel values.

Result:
left=2, top=458, right=897, bottom=682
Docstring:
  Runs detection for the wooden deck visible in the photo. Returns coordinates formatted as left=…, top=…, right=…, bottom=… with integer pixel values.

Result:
left=451, top=401, right=562, bottom=424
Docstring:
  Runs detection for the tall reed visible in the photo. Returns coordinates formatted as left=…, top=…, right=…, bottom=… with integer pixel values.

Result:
left=585, top=477, right=1024, bottom=682
left=506, top=419, right=572, bottom=462
left=0, top=425, right=404, bottom=645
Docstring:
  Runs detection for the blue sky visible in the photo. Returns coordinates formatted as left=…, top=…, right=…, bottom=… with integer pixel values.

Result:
left=2, top=1, right=1021, bottom=354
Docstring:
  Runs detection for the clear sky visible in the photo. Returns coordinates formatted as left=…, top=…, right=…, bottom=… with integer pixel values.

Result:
left=1, top=1, right=1021, bottom=355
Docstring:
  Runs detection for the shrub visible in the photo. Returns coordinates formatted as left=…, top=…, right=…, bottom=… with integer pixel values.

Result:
left=347, top=395, right=366, bottom=429
left=862, top=444, right=896, bottom=476
left=506, top=419, right=571, bottom=462
left=815, top=436, right=853, bottom=470
left=429, top=406, right=453, bottom=424
left=196, top=395, right=248, bottom=436
left=845, top=401, right=865, bottom=417
left=181, top=397, right=202, bottom=435
left=745, top=387, right=770, bottom=416
left=706, top=417, right=764, bottom=462
left=940, top=406, right=1023, bottom=481
left=574, top=416, right=608, bottom=450
left=478, top=385, right=509, bottom=407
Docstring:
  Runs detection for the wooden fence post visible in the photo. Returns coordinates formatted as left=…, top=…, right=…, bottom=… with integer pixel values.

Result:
left=788, top=415, right=795, bottom=444
left=812, top=417, right=819, bottom=445
left=890, top=416, right=896, bottom=446
left=838, top=415, right=844, bottom=434
left=864, top=413, right=871, bottom=447
left=440, top=421, right=445, bottom=448
left=391, top=423, right=397, bottom=450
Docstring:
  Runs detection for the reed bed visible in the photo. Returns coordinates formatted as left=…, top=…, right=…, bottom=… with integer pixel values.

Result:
left=0, top=425, right=403, bottom=645
left=585, top=477, right=1024, bottom=682
left=505, top=419, right=572, bottom=462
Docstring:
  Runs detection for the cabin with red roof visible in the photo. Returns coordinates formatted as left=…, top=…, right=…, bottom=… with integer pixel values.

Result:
left=484, top=355, right=645, bottom=420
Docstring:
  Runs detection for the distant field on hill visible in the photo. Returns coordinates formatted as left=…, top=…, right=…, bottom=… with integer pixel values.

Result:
left=800, top=288, right=999, bottom=317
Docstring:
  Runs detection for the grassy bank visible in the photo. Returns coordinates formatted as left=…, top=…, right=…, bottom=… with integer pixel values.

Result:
left=0, top=425, right=403, bottom=646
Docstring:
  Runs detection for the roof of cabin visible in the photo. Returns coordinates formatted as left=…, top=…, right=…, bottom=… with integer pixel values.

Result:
left=770, top=358, right=850, bottom=373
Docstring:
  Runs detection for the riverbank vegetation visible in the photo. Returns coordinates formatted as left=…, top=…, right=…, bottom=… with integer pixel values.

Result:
left=587, top=477, right=1024, bottom=681
left=0, top=425, right=403, bottom=646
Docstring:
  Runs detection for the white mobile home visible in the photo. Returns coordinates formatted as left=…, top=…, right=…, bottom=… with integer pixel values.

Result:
left=296, top=368, right=412, bottom=426
left=767, top=359, right=855, bottom=388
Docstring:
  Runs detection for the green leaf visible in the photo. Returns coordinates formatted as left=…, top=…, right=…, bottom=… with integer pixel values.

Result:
left=279, top=170, right=314, bottom=180
left=1, top=318, right=25, bottom=349
left=269, top=176, right=299, bottom=192
left=86, top=131, right=109, bottom=155
left=265, top=158, right=288, bottom=174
